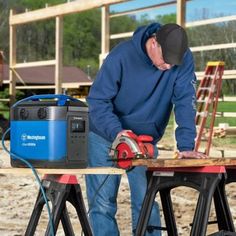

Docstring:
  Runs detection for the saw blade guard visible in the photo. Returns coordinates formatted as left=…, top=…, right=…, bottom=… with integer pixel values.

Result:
left=109, top=133, right=154, bottom=169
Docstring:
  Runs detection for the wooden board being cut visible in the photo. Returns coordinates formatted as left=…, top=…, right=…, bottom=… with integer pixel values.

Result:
left=0, top=167, right=125, bottom=175
left=132, top=158, right=236, bottom=168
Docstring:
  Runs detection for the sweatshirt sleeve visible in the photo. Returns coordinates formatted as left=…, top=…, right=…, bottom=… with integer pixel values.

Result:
left=172, top=50, right=197, bottom=151
left=86, top=54, right=123, bottom=142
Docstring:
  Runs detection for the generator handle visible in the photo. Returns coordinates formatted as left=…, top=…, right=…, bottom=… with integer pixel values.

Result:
left=12, top=94, right=78, bottom=107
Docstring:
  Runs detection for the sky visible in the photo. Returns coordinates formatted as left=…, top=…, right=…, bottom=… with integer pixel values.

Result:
left=110, top=0, right=236, bottom=22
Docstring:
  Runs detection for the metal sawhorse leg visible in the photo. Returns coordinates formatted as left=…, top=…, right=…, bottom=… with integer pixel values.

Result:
left=25, top=174, right=93, bottom=236
left=213, top=171, right=235, bottom=232
left=135, top=166, right=235, bottom=236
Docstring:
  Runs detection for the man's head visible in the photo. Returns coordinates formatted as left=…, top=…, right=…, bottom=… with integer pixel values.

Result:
left=146, top=23, right=188, bottom=70
left=155, top=23, right=188, bottom=65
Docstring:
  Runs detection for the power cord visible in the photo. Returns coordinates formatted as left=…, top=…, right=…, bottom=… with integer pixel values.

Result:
left=1, top=128, right=55, bottom=236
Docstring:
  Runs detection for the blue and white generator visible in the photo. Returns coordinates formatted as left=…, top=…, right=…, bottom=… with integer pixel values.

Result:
left=10, top=94, right=88, bottom=168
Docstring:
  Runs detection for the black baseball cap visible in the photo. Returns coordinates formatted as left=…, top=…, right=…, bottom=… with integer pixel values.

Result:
left=154, top=23, right=188, bottom=65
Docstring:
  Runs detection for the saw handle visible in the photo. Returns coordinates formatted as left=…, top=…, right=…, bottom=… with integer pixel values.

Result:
left=136, top=135, right=153, bottom=142
left=121, top=131, right=153, bottom=143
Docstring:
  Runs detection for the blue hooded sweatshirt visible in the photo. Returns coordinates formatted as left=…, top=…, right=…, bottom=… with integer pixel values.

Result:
left=87, top=23, right=197, bottom=151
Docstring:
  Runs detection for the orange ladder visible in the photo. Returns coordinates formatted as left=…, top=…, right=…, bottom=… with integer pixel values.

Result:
left=194, top=61, right=225, bottom=155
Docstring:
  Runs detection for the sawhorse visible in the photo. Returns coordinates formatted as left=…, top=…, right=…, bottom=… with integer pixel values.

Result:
left=25, top=174, right=93, bottom=236
left=135, top=166, right=235, bottom=236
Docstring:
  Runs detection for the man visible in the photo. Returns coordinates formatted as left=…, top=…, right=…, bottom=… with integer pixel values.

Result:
left=86, top=22, right=207, bottom=236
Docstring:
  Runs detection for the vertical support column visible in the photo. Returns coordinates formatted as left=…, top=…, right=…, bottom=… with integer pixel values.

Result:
left=9, top=9, right=17, bottom=105
left=100, top=5, right=110, bottom=67
left=0, top=51, right=3, bottom=86
left=55, top=16, right=63, bottom=94
left=176, top=0, right=186, bottom=27
left=174, top=0, right=186, bottom=151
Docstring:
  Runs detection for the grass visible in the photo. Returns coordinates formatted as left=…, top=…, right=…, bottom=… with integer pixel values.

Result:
left=0, top=103, right=10, bottom=119
left=159, top=100, right=236, bottom=150
left=217, top=101, right=236, bottom=112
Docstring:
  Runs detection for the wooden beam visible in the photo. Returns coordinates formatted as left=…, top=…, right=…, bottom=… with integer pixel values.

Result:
left=10, top=0, right=128, bottom=25
left=216, top=112, right=236, bottom=118
left=9, top=10, right=16, bottom=106
left=12, top=60, right=56, bottom=68
left=190, top=42, right=236, bottom=52
left=100, top=6, right=110, bottom=67
left=132, top=158, right=236, bottom=168
left=186, top=15, right=236, bottom=28
left=176, top=0, right=186, bottom=27
left=10, top=68, right=26, bottom=85
left=110, top=31, right=133, bottom=39
left=196, top=70, right=236, bottom=76
left=0, top=98, right=10, bottom=102
left=0, top=51, right=3, bottom=86
left=196, top=70, right=236, bottom=80
left=0, top=167, right=125, bottom=175
left=62, top=82, right=92, bottom=89
left=220, top=96, right=236, bottom=102
left=101, top=6, right=110, bottom=54
left=110, top=0, right=177, bottom=18
left=55, top=16, right=63, bottom=94
left=15, top=85, right=56, bottom=90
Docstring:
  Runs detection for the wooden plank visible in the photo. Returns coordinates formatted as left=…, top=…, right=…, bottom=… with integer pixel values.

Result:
left=10, top=0, right=128, bottom=25
left=186, top=15, right=236, bottom=28
left=176, top=0, right=186, bottom=27
left=110, top=31, right=133, bottom=39
left=216, top=112, right=236, bottom=118
left=15, top=85, right=56, bottom=90
left=8, top=83, right=93, bottom=90
left=55, top=16, right=63, bottom=94
left=101, top=6, right=110, bottom=55
left=62, top=82, right=92, bottom=89
left=132, top=158, right=236, bottom=168
left=0, top=98, right=10, bottom=102
left=0, top=167, right=125, bottom=175
left=109, top=0, right=177, bottom=18
left=220, top=96, right=236, bottom=102
left=9, top=10, right=16, bottom=106
left=195, top=70, right=236, bottom=80
left=10, top=68, right=26, bottom=85
left=13, top=60, right=56, bottom=68
left=190, top=43, right=236, bottom=52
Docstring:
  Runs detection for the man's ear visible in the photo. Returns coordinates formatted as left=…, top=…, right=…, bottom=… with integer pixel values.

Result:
left=151, top=37, right=157, bottom=49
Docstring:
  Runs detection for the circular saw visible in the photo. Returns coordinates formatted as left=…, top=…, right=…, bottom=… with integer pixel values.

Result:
left=109, top=132, right=154, bottom=169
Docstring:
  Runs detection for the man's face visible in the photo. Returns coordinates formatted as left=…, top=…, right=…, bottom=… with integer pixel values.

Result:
left=151, top=38, right=173, bottom=71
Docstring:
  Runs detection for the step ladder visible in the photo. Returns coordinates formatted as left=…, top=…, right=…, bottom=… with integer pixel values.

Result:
left=194, top=61, right=225, bottom=155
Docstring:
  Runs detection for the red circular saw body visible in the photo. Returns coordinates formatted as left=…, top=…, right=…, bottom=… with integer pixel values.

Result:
left=115, top=142, right=134, bottom=169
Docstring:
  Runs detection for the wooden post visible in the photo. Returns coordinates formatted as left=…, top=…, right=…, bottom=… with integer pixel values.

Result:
left=55, top=16, right=63, bottom=94
left=100, top=5, right=110, bottom=67
left=176, top=0, right=186, bottom=27
left=9, top=9, right=17, bottom=105
left=0, top=51, right=3, bottom=86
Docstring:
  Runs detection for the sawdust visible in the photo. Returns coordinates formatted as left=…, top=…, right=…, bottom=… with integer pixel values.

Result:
left=0, top=142, right=236, bottom=236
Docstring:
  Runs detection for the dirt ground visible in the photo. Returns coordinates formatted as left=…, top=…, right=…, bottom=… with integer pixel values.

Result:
left=1, top=141, right=236, bottom=236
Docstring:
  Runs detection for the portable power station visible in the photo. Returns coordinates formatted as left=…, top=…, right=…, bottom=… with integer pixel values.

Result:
left=10, top=94, right=88, bottom=168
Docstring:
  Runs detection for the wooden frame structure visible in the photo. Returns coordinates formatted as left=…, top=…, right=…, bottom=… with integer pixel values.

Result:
left=9, top=0, right=127, bottom=105
left=8, top=0, right=236, bottom=106
left=101, top=1, right=236, bottom=69
left=100, top=0, right=187, bottom=65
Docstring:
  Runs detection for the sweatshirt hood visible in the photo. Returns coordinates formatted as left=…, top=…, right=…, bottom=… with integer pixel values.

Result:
left=132, top=23, right=162, bottom=65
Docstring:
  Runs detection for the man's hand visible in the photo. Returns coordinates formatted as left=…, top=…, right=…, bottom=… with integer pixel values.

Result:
left=175, top=151, right=208, bottom=159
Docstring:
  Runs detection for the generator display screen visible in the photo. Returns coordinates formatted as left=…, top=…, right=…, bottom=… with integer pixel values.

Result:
left=71, top=120, right=85, bottom=133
